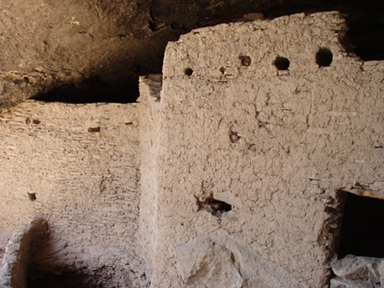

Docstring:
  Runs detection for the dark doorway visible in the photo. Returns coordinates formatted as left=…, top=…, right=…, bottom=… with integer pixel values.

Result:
left=338, top=192, right=384, bottom=258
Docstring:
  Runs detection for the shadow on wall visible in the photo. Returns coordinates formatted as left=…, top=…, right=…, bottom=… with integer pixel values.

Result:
left=31, top=76, right=140, bottom=104
left=27, top=268, right=98, bottom=288
left=25, top=227, right=125, bottom=288
left=27, top=230, right=101, bottom=288
left=0, top=218, right=116, bottom=288
left=28, top=1, right=384, bottom=104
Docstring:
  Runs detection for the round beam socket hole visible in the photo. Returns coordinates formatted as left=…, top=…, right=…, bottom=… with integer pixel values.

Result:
left=239, top=55, right=252, bottom=66
left=274, top=57, right=290, bottom=70
left=316, top=48, right=333, bottom=67
left=184, top=68, right=193, bottom=76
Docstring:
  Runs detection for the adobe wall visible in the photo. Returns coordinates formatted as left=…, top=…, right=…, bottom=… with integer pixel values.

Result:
left=0, top=100, right=150, bottom=286
left=138, top=74, right=163, bottom=267
left=148, top=12, right=384, bottom=287
left=0, top=11, right=383, bottom=288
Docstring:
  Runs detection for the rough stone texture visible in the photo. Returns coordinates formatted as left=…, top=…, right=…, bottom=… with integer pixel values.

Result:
left=0, top=217, right=49, bottom=288
left=0, top=100, right=150, bottom=287
left=330, top=254, right=383, bottom=286
left=0, top=0, right=171, bottom=107
left=0, top=11, right=383, bottom=288
left=174, top=229, right=298, bottom=288
left=0, top=228, right=12, bottom=262
left=147, top=12, right=384, bottom=288
left=0, top=0, right=383, bottom=110
left=138, top=74, right=163, bottom=268
left=329, top=276, right=374, bottom=288
left=27, top=234, right=150, bottom=287
left=379, top=261, right=384, bottom=285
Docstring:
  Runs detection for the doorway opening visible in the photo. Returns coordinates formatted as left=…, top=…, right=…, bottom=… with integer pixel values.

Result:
left=338, top=191, right=384, bottom=258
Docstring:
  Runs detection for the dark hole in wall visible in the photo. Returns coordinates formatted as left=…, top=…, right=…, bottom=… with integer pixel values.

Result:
left=338, top=192, right=384, bottom=258
left=274, top=57, right=290, bottom=70
left=184, top=68, right=193, bottom=76
left=316, top=48, right=333, bottom=67
left=27, top=192, right=37, bottom=201
left=195, top=195, right=232, bottom=216
left=239, top=55, right=252, bottom=66
left=31, top=76, right=139, bottom=104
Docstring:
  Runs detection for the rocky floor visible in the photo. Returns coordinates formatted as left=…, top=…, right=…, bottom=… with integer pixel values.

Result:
left=330, top=254, right=384, bottom=287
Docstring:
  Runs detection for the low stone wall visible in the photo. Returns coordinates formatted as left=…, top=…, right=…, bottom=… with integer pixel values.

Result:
left=0, top=218, right=49, bottom=288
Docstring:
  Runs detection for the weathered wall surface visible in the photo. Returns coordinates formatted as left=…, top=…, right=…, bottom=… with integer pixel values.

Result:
left=1, top=0, right=383, bottom=111
left=0, top=218, right=49, bottom=288
left=149, top=12, right=384, bottom=287
left=0, top=100, right=150, bottom=286
left=0, top=0, right=166, bottom=108
left=138, top=74, right=162, bottom=268
left=0, top=11, right=383, bottom=288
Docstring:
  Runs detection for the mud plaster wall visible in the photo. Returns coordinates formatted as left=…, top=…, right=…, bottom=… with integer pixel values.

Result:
left=0, top=101, right=150, bottom=286
left=0, top=11, right=383, bottom=288
left=148, top=12, right=384, bottom=287
left=138, top=75, right=162, bottom=267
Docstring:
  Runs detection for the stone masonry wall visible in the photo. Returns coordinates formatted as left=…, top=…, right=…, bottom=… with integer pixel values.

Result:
left=0, top=11, right=383, bottom=288
left=0, top=100, right=150, bottom=286
left=0, top=218, right=49, bottom=288
left=149, top=12, right=384, bottom=287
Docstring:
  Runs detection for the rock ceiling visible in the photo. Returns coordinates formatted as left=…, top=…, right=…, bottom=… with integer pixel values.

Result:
left=0, top=0, right=383, bottom=110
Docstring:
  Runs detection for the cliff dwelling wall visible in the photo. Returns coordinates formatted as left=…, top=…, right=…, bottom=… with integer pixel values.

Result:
left=1, top=0, right=383, bottom=111
left=0, top=11, right=383, bottom=288
left=146, top=12, right=384, bottom=288
left=0, top=101, right=150, bottom=286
